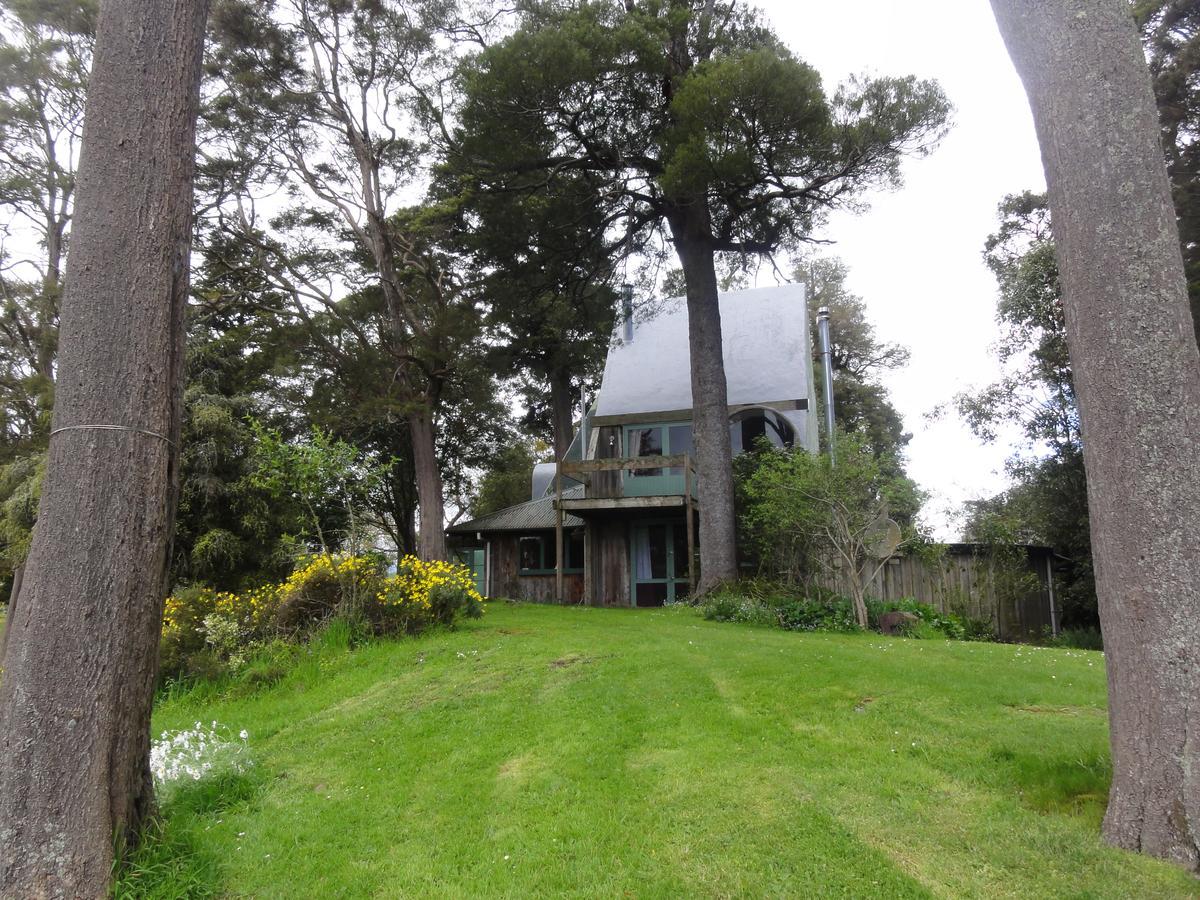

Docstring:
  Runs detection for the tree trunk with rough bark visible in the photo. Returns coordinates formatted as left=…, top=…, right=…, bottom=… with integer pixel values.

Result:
left=409, top=410, right=447, bottom=560
left=0, top=0, right=209, bottom=895
left=549, top=367, right=574, bottom=463
left=668, top=208, right=738, bottom=592
left=991, top=0, right=1200, bottom=869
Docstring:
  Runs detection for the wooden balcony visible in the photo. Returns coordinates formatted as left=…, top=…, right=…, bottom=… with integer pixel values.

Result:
left=555, top=454, right=698, bottom=510
left=549, top=454, right=698, bottom=598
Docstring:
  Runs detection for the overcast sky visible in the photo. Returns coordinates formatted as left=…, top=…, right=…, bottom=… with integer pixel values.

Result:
left=749, top=0, right=1048, bottom=538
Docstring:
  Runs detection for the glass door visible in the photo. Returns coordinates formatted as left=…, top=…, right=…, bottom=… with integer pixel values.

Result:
left=631, top=521, right=692, bottom=607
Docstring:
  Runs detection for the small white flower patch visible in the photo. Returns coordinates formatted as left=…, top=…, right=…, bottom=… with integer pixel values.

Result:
left=150, top=722, right=253, bottom=801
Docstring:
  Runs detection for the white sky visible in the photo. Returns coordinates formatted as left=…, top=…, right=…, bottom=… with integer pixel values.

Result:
left=754, top=0, right=1047, bottom=538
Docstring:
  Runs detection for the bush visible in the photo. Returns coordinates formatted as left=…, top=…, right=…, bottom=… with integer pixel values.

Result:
left=699, top=591, right=778, bottom=627
left=774, top=595, right=859, bottom=632
left=1045, top=626, right=1103, bottom=650
left=867, top=598, right=970, bottom=640
left=161, top=554, right=485, bottom=681
left=699, top=581, right=999, bottom=643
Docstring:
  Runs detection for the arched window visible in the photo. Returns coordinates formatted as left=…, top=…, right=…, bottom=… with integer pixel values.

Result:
left=729, top=407, right=796, bottom=454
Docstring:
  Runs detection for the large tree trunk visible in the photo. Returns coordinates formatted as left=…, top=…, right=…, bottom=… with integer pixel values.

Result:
left=409, top=410, right=448, bottom=561
left=991, top=0, right=1200, bottom=869
left=667, top=209, right=738, bottom=592
left=548, top=367, right=574, bottom=463
left=0, top=0, right=209, bottom=895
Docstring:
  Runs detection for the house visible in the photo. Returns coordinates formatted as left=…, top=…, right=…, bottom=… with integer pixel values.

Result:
left=448, top=283, right=819, bottom=606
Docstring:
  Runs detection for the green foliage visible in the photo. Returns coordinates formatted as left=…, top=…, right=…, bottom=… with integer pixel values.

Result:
left=1045, top=626, right=1104, bottom=651
left=954, top=193, right=1096, bottom=627
left=700, top=580, right=984, bottom=640
left=1136, top=0, right=1200, bottom=345
left=736, top=432, right=924, bottom=626
left=249, top=423, right=381, bottom=557
left=865, top=598, right=980, bottom=641
left=471, top=439, right=548, bottom=518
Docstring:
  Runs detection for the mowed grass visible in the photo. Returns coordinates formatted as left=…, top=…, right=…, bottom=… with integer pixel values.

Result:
left=140, top=603, right=1197, bottom=898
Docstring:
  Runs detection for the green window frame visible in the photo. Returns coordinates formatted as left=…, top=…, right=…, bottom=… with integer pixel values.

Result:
left=621, top=421, right=693, bottom=496
left=517, top=531, right=584, bottom=575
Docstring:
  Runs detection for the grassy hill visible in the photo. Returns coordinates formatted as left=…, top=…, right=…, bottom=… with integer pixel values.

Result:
left=133, top=603, right=1196, bottom=898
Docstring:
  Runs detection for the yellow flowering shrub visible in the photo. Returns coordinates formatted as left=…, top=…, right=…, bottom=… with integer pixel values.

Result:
left=274, top=553, right=383, bottom=633
left=160, top=553, right=484, bottom=678
left=375, top=556, right=484, bottom=632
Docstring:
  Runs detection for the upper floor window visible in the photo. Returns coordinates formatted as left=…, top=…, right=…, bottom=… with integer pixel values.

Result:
left=730, top=408, right=795, bottom=454
left=625, top=423, right=692, bottom=477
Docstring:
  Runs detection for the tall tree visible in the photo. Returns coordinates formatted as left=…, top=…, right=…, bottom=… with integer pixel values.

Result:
left=0, top=0, right=93, bottom=431
left=0, top=0, right=209, bottom=894
left=461, top=173, right=616, bottom=462
left=954, top=193, right=1095, bottom=625
left=990, top=0, right=1200, bottom=869
left=202, top=0, right=500, bottom=561
left=453, top=0, right=949, bottom=591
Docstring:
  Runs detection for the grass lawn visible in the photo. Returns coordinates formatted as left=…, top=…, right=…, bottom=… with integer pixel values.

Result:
left=135, top=603, right=1197, bottom=898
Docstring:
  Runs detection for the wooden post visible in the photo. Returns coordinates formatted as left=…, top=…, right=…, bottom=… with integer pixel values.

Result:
left=555, top=462, right=564, bottom=601
left=685, top=456, right=696, bottom=596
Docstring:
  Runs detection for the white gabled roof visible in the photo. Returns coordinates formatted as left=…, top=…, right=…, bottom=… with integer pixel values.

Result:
left=593, top=283, right=815, bottom=421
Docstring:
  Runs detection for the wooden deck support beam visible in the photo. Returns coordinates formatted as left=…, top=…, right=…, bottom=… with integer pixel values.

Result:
left=555, top=461, right=564, bottom=601
left=685, top=456, right=696, bottom=596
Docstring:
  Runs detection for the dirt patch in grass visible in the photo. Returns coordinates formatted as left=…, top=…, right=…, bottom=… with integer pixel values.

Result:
left=548, top=653, right=595, bottom=669
left=1010, top=704, right=1105, bottom=717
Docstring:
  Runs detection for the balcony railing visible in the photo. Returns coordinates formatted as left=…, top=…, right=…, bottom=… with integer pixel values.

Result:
left=558, top=454, right=698, bottom=502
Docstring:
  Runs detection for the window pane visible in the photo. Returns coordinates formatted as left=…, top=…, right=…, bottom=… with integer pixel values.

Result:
left=672, top=523, right=690, bottom=579
left=544, top=535, right=557, bottom=571
left=668, top=425, right=693, bottom=457
left=568, top=531, right=584, bottom=570
left=629, top=427, right=663, bottom=477
left=519, top=537, right=541, bottom=571
left=667, top=424, right=692, bottom=476
left=648, top=524, right=668, bottom=579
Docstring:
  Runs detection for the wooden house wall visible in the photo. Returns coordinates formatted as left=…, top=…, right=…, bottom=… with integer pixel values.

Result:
left=584, top=518, right=631, bottom=607
left=486, top=534, right=584, bottom=604
left=590, top=425, right=623, bottom=498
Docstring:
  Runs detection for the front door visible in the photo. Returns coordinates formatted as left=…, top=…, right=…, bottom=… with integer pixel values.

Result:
left=631, top=521, right=691, bottom=607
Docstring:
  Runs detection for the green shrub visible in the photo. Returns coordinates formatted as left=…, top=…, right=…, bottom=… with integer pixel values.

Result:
left=699, top=590, right=777, bottom=626
left=773, top=595, right=859, bottom=632
left=1046, top=626, right=1103, bottom=650
left=868, top=598, right=970, bottom=640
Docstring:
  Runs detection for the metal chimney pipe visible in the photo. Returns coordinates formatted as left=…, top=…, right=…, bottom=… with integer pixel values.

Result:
left=817, top=305, right=836, bottom=465
left=621, top=283, right=634, bottom=343
left=579, top=386, right=589, bottom=459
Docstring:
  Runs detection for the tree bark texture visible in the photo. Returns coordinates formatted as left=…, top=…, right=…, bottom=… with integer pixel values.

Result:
left=991, top=0, right=1200, bottom=869
left=549, top=367, right=574, bottom=464
left=409, top=410, right=448, bottom=561
left=0, top=0, right=209, bottom=896
left=668, top=210, right=739, bottom=592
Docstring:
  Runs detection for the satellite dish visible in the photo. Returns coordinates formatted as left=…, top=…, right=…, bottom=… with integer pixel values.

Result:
left=865, top=517, right=902, bottom=559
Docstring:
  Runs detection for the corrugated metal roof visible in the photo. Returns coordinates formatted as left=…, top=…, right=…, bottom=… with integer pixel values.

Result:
left=447, top=485, right=586, bottom=534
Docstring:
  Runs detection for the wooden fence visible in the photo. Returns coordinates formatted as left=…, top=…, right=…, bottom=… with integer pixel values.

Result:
left=816, top=544, right=1058, bottom=642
